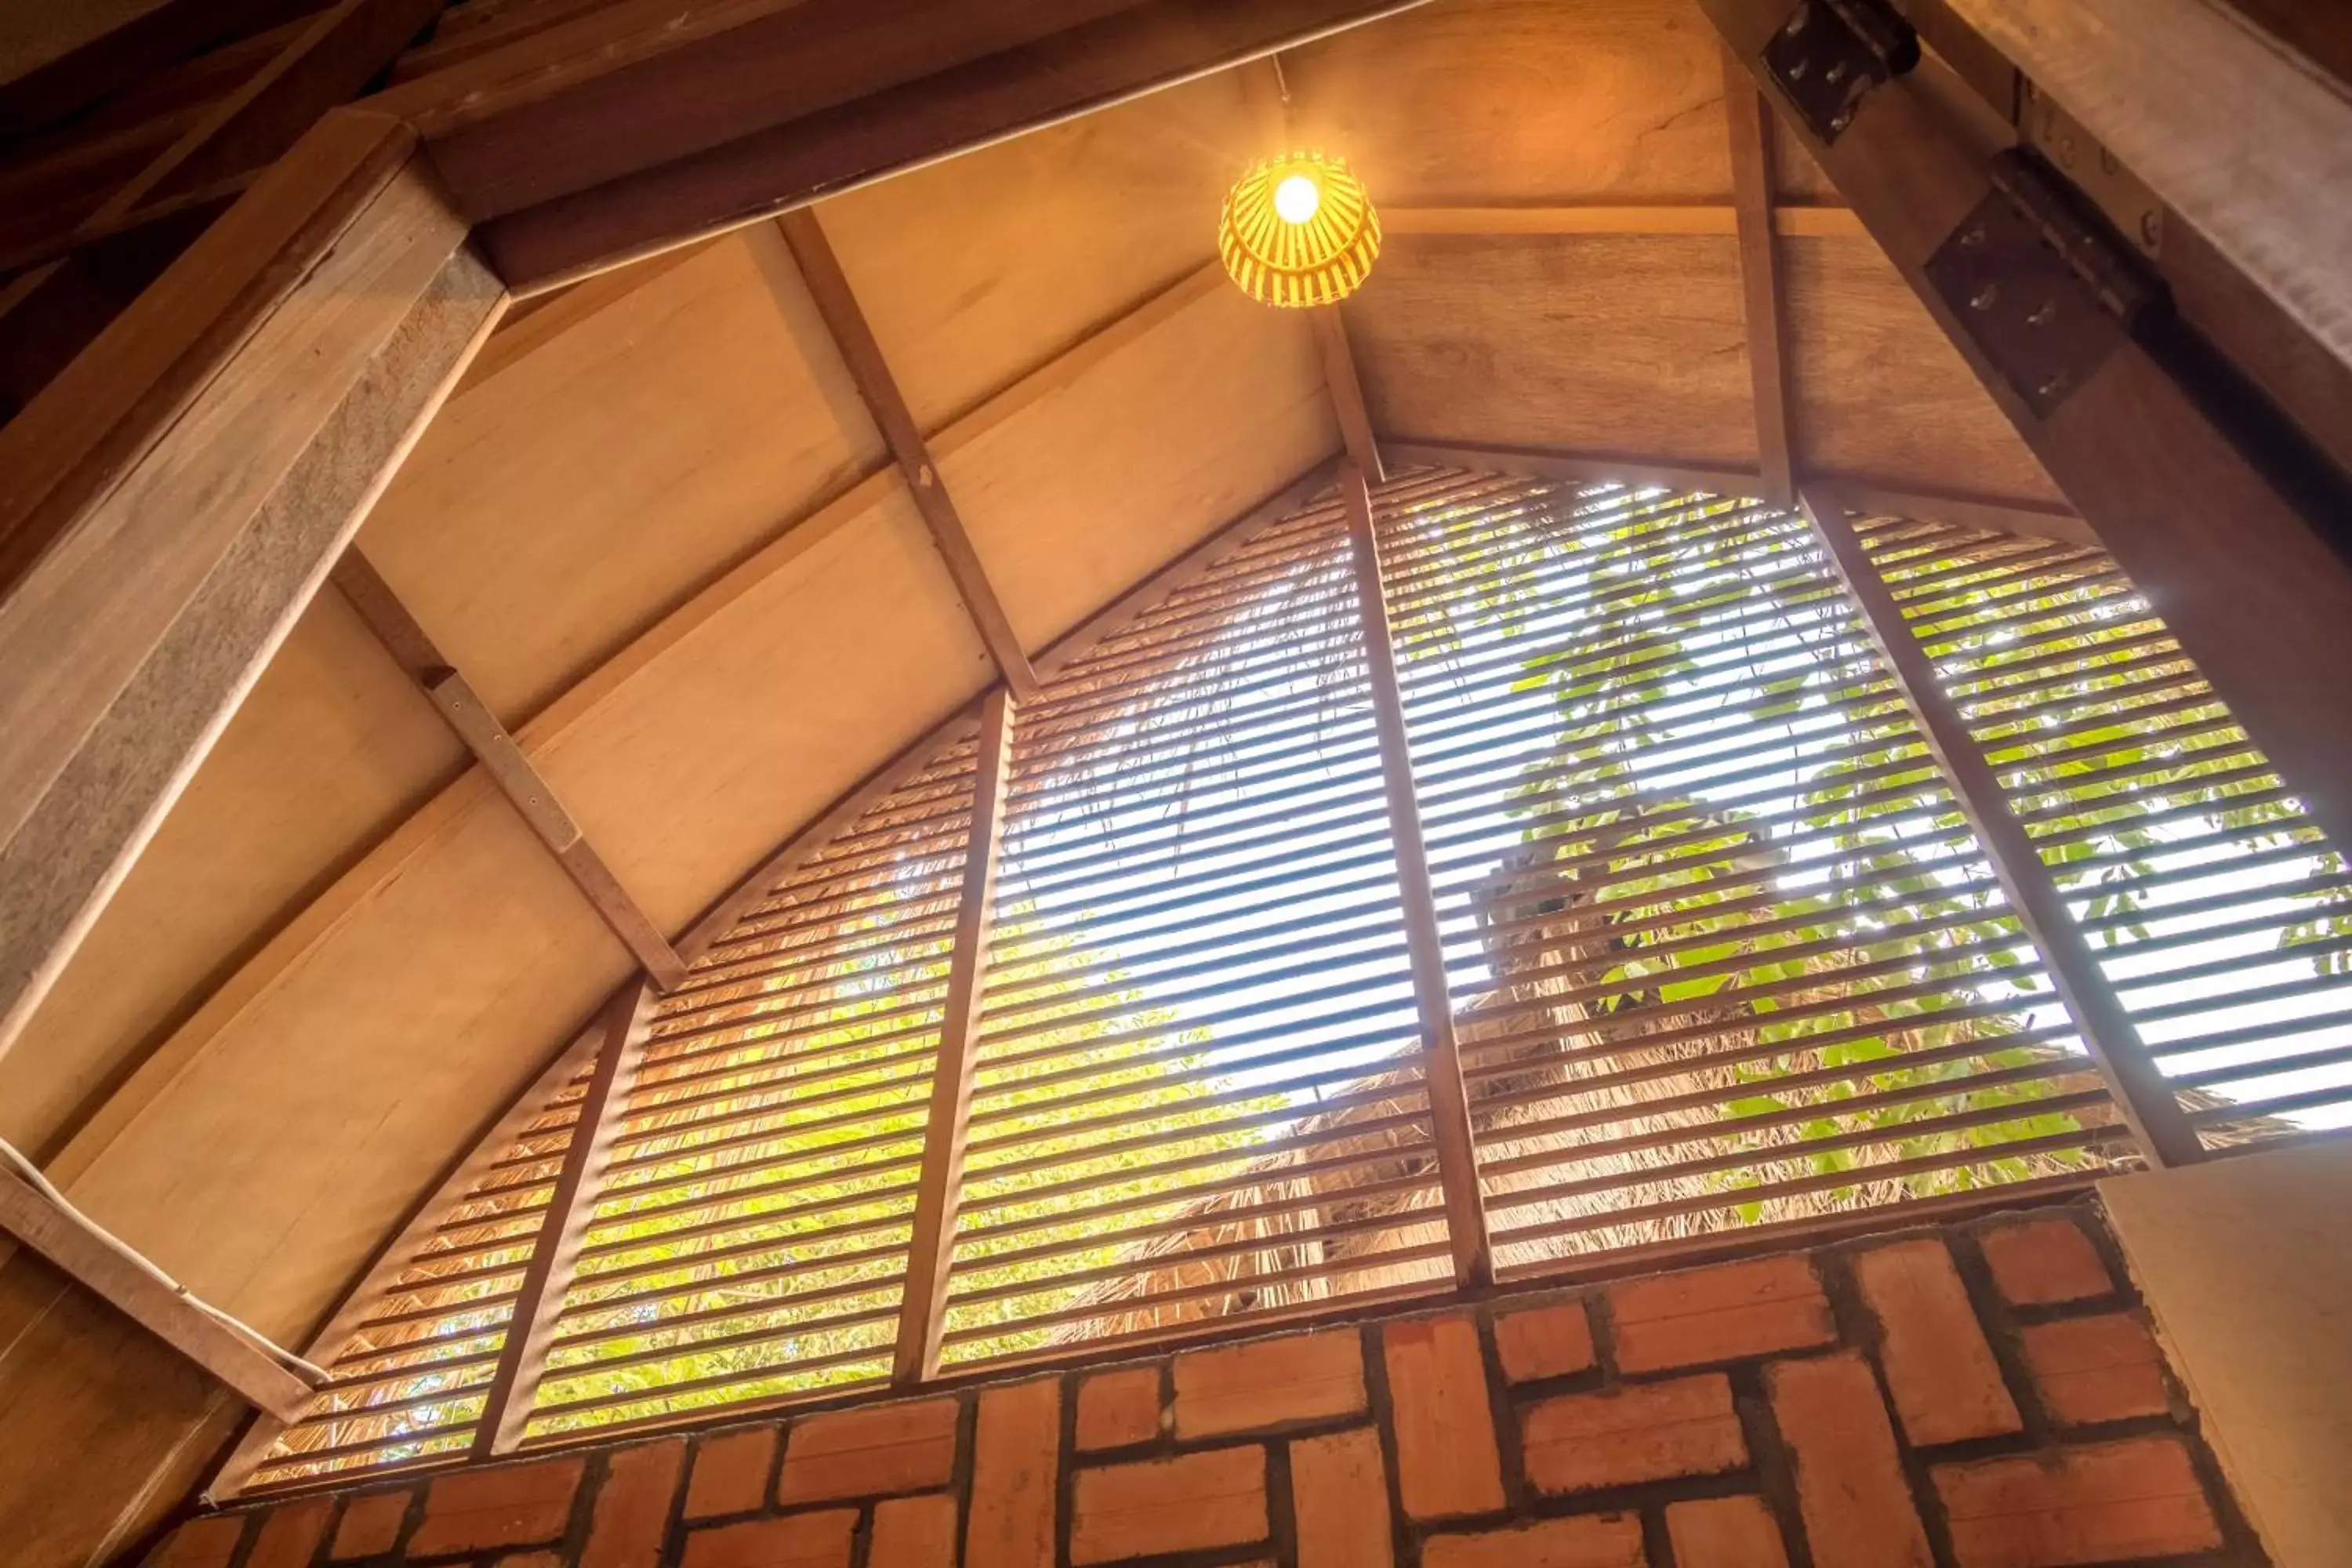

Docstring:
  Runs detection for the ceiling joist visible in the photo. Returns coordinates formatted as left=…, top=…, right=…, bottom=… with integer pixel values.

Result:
left=332, top=550, right=689, bottom=990
left=775, top=208, right=1043, bottom=702
left=1382, top=205, right=1865, bottom=239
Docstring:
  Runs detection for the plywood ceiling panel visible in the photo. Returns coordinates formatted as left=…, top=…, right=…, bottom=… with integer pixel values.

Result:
left=1782, top=234, right=2063, bottom=503
left=942, top=279, right=1340, bottom=652
left=0, top=591, right=465, bottom=1159
left=1347, top=233, right=1755, bottom=466
left=358, top=225, right=886, bottom=724
left=1285, top=0, right=1733, bottom=203
left=816, top=74, right=1257, bottom=432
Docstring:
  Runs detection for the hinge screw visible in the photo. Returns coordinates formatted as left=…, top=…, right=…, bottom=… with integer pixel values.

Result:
left=2027, top=302, right=2057, bottom=327
left=1785, top=6, right=1809, bottom=36
left=1960, top=226, right=1987, bottom=248
left=1787, top=56, right=1810, bottom=79
left=2038, top=372, right=2071, bottom=400
left=1970, top=284, right=2001, bottom=311
left=1825, top=60, right=1847, bottom=84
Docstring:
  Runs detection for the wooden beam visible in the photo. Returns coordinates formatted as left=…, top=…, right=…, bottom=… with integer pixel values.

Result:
left=894, top=686, right=1018, bottom=1383
left=331, top=550, right=688, bottom=990
left=1799, top=492, right=2203, bottom=1168
left=1705, top=0, right=2352, bottom=861
left=1945, top=0, right=2352, bottom=382
left=0, top=1163, right=316, bottom=1420
left=1383, top=203, right=1866, bottom=238
left=1339, top=462, right=1490, bottom=1286
left=1382, top=438, right=2095, bottom=545
left=0, top=0, right=449, bottom=436
left=0, top=112, right=505, bottom=1066
left=448, top=0, right=1436, bottom=292
left=775, top=209, right=1042, bottom=702
left=0, top=0, right=299, bottom=140
left=474, top=978, right=654, bottom=1453
left=1723, top=45, right=1795, bottom=508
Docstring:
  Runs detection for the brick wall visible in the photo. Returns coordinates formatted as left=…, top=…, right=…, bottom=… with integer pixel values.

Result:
left=144, top=1202, right=2268, bottom=1568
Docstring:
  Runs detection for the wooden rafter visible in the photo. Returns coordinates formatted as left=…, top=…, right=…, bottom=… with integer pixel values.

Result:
left=0, top=0, right=448, bottom=426
left=1946, top=0, right=2352, bottom=383
left=1340, top=462, right=1489, bottom=1285
left=776, top=209, right=1042, bottom=702
left=1704, top=0, right=2352, bottom=863
left=1800, top=492, right=2203, bottom=1168
left=1381, top=438, right=2092, bottom=545
left=1383, top=204, right=1865, bottom=238
left=331, top=550, right=688, bottom=990
left=894, top=685, right=1018, bottom=1382
left=1723, top=44, right=1795, bottom=509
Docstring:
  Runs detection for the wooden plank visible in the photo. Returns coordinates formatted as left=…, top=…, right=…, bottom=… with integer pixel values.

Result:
left=1314, top=307, right=1384, bottom=484
left=0, top=1164, right=315, bottom=1420
left=1339, top=462, right=1490, bottom=1286
left=1722, top=45, right=1794, bottom=508
left=1817, top=480, right=2096, bottom=547
left=474, top=978, right=654, bottom=1453
left=775, top=209, right=1042, bottom=702
left=1799, top=492, right=2203, bottom=1169
left=893, top=687, right=1018, bottom=1383
left=464, top=0, right=1436, bottom=292
left=1946, top=0, right=2352, bottom=381
left=330, top=549, right=688, bottom=989
left=1383, top=204, right=1865, bottom=238
left=1706, top=0, right=2352, bottom=864
left=0, top=118, right=505, bottom=1065
left=206, top=1007, right=608, bottom=1497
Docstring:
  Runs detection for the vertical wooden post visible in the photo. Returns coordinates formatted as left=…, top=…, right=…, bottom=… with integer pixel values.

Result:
left=1800, top=492, right=2203, bottom=1169
left=1723, top=43, right=1795, bottom=510
left=475, top=978, right=655, bottom=1454
left=893, top=685, right=1018, bottom=1383
left=1339, top=462, right=1493, bottom=1284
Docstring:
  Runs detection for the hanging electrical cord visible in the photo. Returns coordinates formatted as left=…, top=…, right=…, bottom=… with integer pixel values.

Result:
left=0, top=1138, right=327, bottom=1386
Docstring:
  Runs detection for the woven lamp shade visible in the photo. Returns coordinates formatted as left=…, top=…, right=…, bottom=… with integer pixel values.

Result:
left=1217, top=151, right=1381, bottom=308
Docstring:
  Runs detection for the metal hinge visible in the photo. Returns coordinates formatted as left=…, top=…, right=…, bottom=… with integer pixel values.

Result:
left=1925, top=148, right=2172, bottom=418
left=1763, top=0, right=1920, bottom=144
left=2020, top=80, right=2163, bottom=259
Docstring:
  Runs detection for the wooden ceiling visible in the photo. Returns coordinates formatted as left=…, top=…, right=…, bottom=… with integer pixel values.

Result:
left=0, top=0, right=2057, bottom=1351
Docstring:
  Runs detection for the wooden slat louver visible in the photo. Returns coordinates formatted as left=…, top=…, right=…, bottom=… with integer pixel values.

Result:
left=223, top=465, right=2352, bottom=1494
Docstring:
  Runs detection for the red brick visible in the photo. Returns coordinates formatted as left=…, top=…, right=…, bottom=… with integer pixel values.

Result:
left=1381, top=1316, right=1505, bottom=1520
left=681, top=1511, right=856, bottom=1568
left=1853, top=1239, right=2023, bottom=1445
left=1421, top=1513, right=1646, bottom=1567
left=1522, top=1374, right=1748, bottom=1494
left=2020, top=1313, right=2170, bottom=1426
left=328, top=1490, right=410, bottom=1559
left=408, top=1456, right=586, bottom=1556
left=871, top=1493, right=959, bottom=1568
left=779, top=1396, right=957, bottom=1503
left=246, top=1500, right=331, bottom=1568
left=967, top=1377, right=1058, bottom=1568
left=583, top=1437, right=685, bottom=1568
left=1069, top=1446, right=1269, bottom=1564
left=1173, top=1328, right=1365, bottom=1439
left=1608, top=1255, right=1836, bottom=1373
left=147, top=1514, right=244, bottom=1568
left=684, top=1425, right=777, bottom=1518
left=1766, top=1351, right=1932, bottom=1568
left=1666, top=1496, right=1790, bottom=1568
left=1290, top=1427, right=1393, bottom=1568
left=1494, top=1300, right=1596, bottom=1383
left=1980, top=1218, right=2114, bottom=1306
left=1076, top=1365, right=1163, bottom=1450
left=1935, top=1436, right=2221, bottom=1567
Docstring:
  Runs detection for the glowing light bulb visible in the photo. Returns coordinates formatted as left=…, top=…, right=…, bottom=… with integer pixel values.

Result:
left=1273, top=172, right=1322, bottom=224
